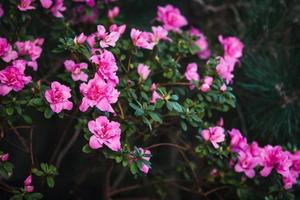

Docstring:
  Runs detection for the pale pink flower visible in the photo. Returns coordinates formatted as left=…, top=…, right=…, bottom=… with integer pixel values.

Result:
left=151, top=26, right=171, bottom=43
left=228, top=129, right=248, bottom=153
left=190, top=27, right=211, bottom=59
left=139, top=148, right=151, bottom=174
left=18, top=0, right=36, bottom=11
left=220, top=83, right=227, bottom=92
left=0, top=64, right=32, bottom=96
left=45, top=81, right=73, bottom=113
left=87, top=34, right=96, bottom=48
left=184, top=63, right=199, bottom=89
left=96, top=25, right=121, bottom=48
left=79, top=75, right=120, bottom=113
left=130, top=28, right=155, bottom=50
left=107, top=6, right=119, bottom=21
left=200, top=83, right=210, bottom=92
left=200, top=76, right=213, bottom=92
left=109, top=24, right=126, bottom=35
left=137, top=64, right=150, bottom=80
left=216, top=117, right=224, bottom=126
left=201, top=126, right=225, bottom=149
left=51, top=0, right=66, bottom=18
left=88, top=116, right=121, bottom=151
left=0, top=37, right=18, bottom=63
left=219, top=35, right=244, bottom=59
left=157, top=4, right=187, bottom=32
left=150, top=91, right=162, bottom=104
left=0, top=153, right=9, bottom=162
left=74, top=33, right=87, bottom=44
left=40, top=0, right=53, bottom=9
left=0, top=4, right=4, bottom=18
left=216, top=56, right=238, bottom=84
left=234, top=151, right=258, bottom=178
left=90, top=50, right=119, bottom=86
left=24, top=175, right=34, bottom=193
left=150, top=83, right=157, bottom=91
left=64, top=60, right=88, bottom=82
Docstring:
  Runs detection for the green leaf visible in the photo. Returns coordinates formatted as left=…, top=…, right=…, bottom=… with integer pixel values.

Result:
left=30, top=98, right=44, bottom=106
left=10, top=194, right=23, bottom=200
left=32, top=168, right=44, bottom=176
left=130, top=164, right=138, bottom=174
left=44, top=108, right=53, bottom=119
left=82, top=144, right=92, bottom=154
left=180, top=121, right=187, bottom=131
left=40, top=163, right=48, bottom=172
left=172, top=102, right=183, bottom=113
left=148, top=112, right=162, bottom=123
left=23, top=115, right=32, bottom=124
left=6, top=107, right=14, bottom=116
left=46, top=176, right=55, bottom=188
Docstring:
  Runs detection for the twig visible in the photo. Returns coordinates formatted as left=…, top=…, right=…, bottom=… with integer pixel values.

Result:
left=8, top=123, right=29, bottom=152
left=204, top=186, right=230, bottom=196
left=146, top=143, right=188, bottom=151
left=118, top=101, right=125, bottom=120
left=29, top=127, right=35, bottom=166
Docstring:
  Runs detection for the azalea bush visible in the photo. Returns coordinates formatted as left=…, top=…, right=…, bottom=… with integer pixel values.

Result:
left=0, top=1, right=299, bottom=200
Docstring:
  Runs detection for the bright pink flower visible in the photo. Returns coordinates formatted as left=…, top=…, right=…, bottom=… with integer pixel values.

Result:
left=200, top=83, right=210, bottom=92
left=201, top=126, right=225, bottom=149
left=51, top=0, right=66, bottom=18
left=190, top=27, right=211, bottom=59
left=90, top=50, right=119, bottom=86
left=15, top=38, right=44, bottom=62
left=0, top=4, right=4, bottom=17
left=0, top=64, right=32, bottom=96
left=139, top=148, right=151, bottom=174
left=79, top=75, right=120, bottom=113
left=40, top=0, right=53, bottom=8
left=96, top=25, right=121, bottom=48
left=234, top=151, right=258, bottom=178
left=0, top=153, right=9, bottom=161
left=74, top=33, right=87, bottom=44
left=151, top=26, right=171, bottom=43
left=200, top=76, right=213, bottom=92
left=157, top=4, right=187, bottom=32
left=109, top=24, right=126, bottom=35
left=291, top=151, right=300, bottom=174
left=130, top=28, right=155, bottom=50
left=18, top=0, right=35, bottom=11
left=88, top=116, right=121, bottom=151
left=0, top=37, right=18, bottom=63
left=107, top=6, right=119, bottom=21
left=64, top=60, right=88, bottom=82
left=137, top=64, right=151, bottom=80
left=24, top=175, right=34, bottom=193
left=184, top=63, right=199, bottom=89
left=219, top=35, right=244, bottom=59
left=228, top=129, right=248, bottom=153
left=45, top=81, right=73, bottom=113
left=283, top=172, right=297, bottom=190
left=87, top=34, right=96, bottom=48
left=150, top=90, right=162, bottom=104
left=216, top=56, right=238, bottom=84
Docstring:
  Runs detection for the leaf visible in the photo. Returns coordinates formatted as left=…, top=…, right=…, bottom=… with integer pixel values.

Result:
left=180, top=121, right=187, bottom=131
left=166, top=101, right=173, bottom=111
left=9, top=194, right=23, bottom=200
left=130, top=164, right=138, bottom=174
left=142, top=117, right=152, bottom=131
left=47, top=176, right=55, bottom=188
left=23, top=115, right=32, bottom=124
left=30, top=98, right=44, bottom=106
left=32, top=168, right=44, bottom=176
left=40, top=163, right=48, bottom=172
left=82, top=144, right=92, bottom=154
left=172, top=102, right=183, bottom=113
left=148, top=112, right=162, bottom=123
left=44, top=108, right=53, bottom=119
left=6, top=107, right=14, bottom=116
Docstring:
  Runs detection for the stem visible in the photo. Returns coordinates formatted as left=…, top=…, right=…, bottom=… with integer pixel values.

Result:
left=159, top=82, right=190, bottom=86
left=8, top=123, right=29, bottom=153
left=29, top=127, right=35, bottom=167
left=146, top=143, right=188, bottom=151
left=117, top=101, right=125, bottom=120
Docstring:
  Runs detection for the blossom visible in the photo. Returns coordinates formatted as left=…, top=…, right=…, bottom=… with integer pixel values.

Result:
left=96, top=25, right=121, bottom=48
left=109, top=24, right=126, bottom=35
left=0, top=153, right=9, bottom=162
left=234, top=151, right=258, bottom=178
left=24, top=175, right=34, bottom=193
left=45, top=81, right=73, bottom=113
left=107, top=6, right=120, bottom=21
left=79, top=74, right=120, bottom=113
left=151, top=26, right=171, bottom=43
left=0, top=63, right=32, bottom=96
left=201, top=126, right=225, bottom=149
left=90, top=50, right=119, bottom=86
left=219, top=35, right=244, bottom=59
left=74, top=33, right=87, bottom=44
left=51, top=0, right=66, bottom=18
left=0, top=4, right=4, bottom=18
left=190, top=27, right=211, bottom=59
left=150, top=91, right=163, bottom=104
left=137, top=64, right=151, bottom=80
left=184, top=63, right=199, bottom=86
left=139, top=148, right=151, bottom=174
left=18, top=0, right=35, bottom=11
left=228, top=129, right=248, bottom=153
left=88, top=116, right=121, bottom=151
left=200, top=76, right=213, bottom=92
left=130, top=28, right=155, bottom=50
left=157, top=4, right=187, bottom=32
left=216, top=56, right=238, bottom=84
left=64, top=60, right=88, bottom=82
left=0, top=37, right=18, bottom=63
left=40, top=0, right=53, bottom=9
left=220, top=84, right=227, bottom=92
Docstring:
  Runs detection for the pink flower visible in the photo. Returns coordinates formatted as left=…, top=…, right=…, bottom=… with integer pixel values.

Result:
left=184, top=63, right=199, bottom=85
left=200, top=83, right=210, bottom=92
left=151, top=26, right=171, bottom=43
left=228, top=129, right=248, bottom=153
left=88, top=116, right=121, bottom=151
left=74, top=33, right=87, bottom=44
left=0, top=37, right=18, bottom=63
left=15, top=38, right=44, bottom=63
left=190, top=27, right=211, bottom=59
left=96, top=25, right=121, bottom=48
left=139, top=148, right=151, bottom=174
left=137, top=64, right=151, bottom=80
left=51, top=0, right=66, bottom=18
left=216, top=56, right=238, bottom=84
left=40, top=0, right=53, bottom=9
left=219, top=35, right=244, bottom=59
left=90, top=50, right=119, bottom=86
left=130, top=28, right=155, bottom=50
left=24, top=175, right=34, bottom=193
left=157, top=4, right=187, bottom=32
left=0, top=64, right=32, bottom=96
left=291, top=151, right=300, bottom=174
left=0, top=153, right=9, bottom=162
left=200, top=76, right=213, bottom=92
left=18, top=0, right=35, bottom=11
left=79, top=75, right=120, bottom=113
left=107, top=6, right=119, bottom=21
left=283, top=172, right=297, bottom=190
left=150, top=83, right=157, bottom=91
left=150, top=90, right=163, bottom=104
left=220, top=84, right=227, bottom=92
left=234, top=151, right=258, bottom=178
left=64, top=60, right=88, bottom=82
left=201, top=126, right=225, bottom=149
left=109, top=24, right=126, bottom=35
left=45, top=81, right=73, bottom=113
left=0, top=4, right=4, bottom=18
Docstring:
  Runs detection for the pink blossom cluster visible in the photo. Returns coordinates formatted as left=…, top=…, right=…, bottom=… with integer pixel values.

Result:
left=189, top=27, right=211, bottom=60
left=24, top=175, right=34, bottom=193
left=216, top=35, right=244, bottom=84
left=0, top=37, right=18, bottom=63
left=64, top=60, right=88, bottom=82
left=202, top=126, right=300, bottom=189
